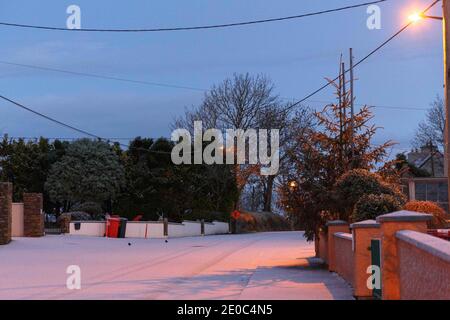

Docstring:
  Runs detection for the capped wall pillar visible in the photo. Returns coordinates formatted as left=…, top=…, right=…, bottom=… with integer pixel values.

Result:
left=327, top=220, right=350, bottom=272
left=0, top=183, right=13, bottom=245
left=376, top=211, right=432, bottom=300
left=23, top=193, right=44, bottom=237
left=351, top=220, right=380, bottom=299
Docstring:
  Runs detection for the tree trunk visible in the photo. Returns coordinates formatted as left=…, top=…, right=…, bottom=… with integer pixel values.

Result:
left=263, top=175, right=275, bottom=212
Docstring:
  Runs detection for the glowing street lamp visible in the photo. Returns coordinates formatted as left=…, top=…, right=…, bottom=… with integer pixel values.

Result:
left=408, top=11, right=442, bottom=23
left=408, top=12, right=424, bottom=23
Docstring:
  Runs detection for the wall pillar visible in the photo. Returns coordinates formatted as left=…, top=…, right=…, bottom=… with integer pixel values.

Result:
left=351, top=220, right=380, bottom=299
left=376, top=211, right=432, bottom=300
left=317, top=230, right=328, bottom=264
left=327, top=220, right=350, bottom=272
left=0, top=183, right=13, bottom=245
left=60, top=215, right=70, bottom=234
left=163, top=218, right=168, bottom=237
left=23, top=193, right=44, bottom=237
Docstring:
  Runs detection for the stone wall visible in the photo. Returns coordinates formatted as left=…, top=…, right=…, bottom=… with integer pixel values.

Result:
left=23, top=193, right=44, bottom=237
left=0, top=183, right=12, bottom=245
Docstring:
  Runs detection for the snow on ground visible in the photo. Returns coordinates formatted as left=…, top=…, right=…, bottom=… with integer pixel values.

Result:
left=0, top=231, right=353, bottom=300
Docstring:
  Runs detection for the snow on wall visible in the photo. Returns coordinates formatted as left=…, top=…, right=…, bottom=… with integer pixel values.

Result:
left=70, top=221, right=106, bottom=237
left=168, top=221, right=202, bottom=238
left=12, top=203, right=24, bottom=237
left=205, top=221, right=229, bottom=235
left=125, top=222, right=165, bottom=239
left=69, top=220, right=228, bottom=238
left=182, top=221, right=202, bottom=237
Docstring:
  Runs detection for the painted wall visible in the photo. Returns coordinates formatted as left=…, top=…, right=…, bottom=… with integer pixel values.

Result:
left=333, top=233, right=354, bottom=287
left=69, top=220, right=228, bottom=238
left=69, top=221, right=106, bottom=237
left=318, top=231, right=328, bottom=264
left=205, top=221, right=229, bottom=235
left=168, top=222, right=202, bottom=238
left=11, top=203, right=24, bottom=237
left=125, top=222, right=165, bottom=239
left=397, top=230, right=450, bottom=300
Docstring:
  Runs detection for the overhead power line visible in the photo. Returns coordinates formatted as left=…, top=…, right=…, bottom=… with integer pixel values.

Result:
left=0, top=60, right=430, bottom=111
left=0, top=1, right=386, bottom=32
left=0, top=60, right=205, bottom=92
left=0, top=95, right=185, bottom=155
left=0, top=94, right=102, bottom=140
left=0, top=0, right=438, bottom=153
left=284, top=0, right=440, bottom=113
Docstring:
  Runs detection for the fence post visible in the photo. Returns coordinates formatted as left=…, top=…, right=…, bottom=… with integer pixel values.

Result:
left=350, top=219, right=380, bottom=299
left=376, top=211, right=432, bottom=300
left=327, top=220, right=350, bottom=272
left=0, top=183, right=12, bottom=245
left=23, top=193, right=44, bottom=237
left=201, top=219, right=205, bottom=236
left=163, top=218, right=168, bottom=237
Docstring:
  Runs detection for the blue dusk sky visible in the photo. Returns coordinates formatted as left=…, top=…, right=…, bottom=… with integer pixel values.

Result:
left=0, top=0, right=444, bottom=154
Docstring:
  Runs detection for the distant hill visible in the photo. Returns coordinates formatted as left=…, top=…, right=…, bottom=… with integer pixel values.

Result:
left=236, top=211, right=291, bottom=233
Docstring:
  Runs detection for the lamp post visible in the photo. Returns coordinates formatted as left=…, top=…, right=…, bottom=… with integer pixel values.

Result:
left=443, top=1, right=450, bottom=212
left=409, top=1, right=449, bottom=211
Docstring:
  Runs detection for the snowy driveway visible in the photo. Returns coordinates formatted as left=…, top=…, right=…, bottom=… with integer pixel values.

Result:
left=0, top=231, right=353, bottom=300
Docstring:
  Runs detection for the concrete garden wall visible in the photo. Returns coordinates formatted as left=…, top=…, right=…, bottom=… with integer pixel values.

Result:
left=69, top=220, right=229, bottom=238
left=70, top=221, right=106, bottom=237
left=333, top=232, right=354, bottom=287
left=317, top=211, right=450, bottom=300
left=125, top=221, right=165, bottom=239
left=396, top=230, right=450, bottom=300
left=12, top=203, right=24, bottom=237
left=175, top=221, right=202, bottom=237
left=205, top=221, right=229, bottom=235
left=168, top=222, right=189, bottom=237
left=318, top=231, right=328, bottom=264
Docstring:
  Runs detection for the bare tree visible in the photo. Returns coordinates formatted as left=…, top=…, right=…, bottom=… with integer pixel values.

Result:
left=172, top=73, right=282, bottom=209
left=412, top=95, right=445, bottom=150
left=256, top=105, right=315, bottom=212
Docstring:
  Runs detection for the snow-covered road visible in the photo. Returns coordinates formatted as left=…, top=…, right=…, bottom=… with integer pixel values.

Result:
left=0, top=231, right=353, bottom=300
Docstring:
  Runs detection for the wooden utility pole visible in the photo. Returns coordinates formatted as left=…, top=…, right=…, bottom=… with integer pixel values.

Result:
left=338, top=60, right=344, bottom=165
left=342, top=62, right=347, bottom=167
left=443, top=0, right=450, bottom=211
left=349, top=48, right=355, bottom=163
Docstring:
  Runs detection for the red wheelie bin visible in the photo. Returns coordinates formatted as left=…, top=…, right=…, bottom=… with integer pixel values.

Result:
left=106, top=217, right=120, bottom=238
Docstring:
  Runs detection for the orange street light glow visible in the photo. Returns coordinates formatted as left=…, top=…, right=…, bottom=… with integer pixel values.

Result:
left=408, top=12, right=423, bottom=23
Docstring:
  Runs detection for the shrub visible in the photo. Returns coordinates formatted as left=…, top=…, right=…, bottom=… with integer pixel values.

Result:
left=334, top=169, right=406, bottom=219
left=57, top=211, right=92, bottom=223
left=236, top=211, right=291, bottom=233
left=352, top=194, right=402, bottom=222
left=70, top=202, right=103, bottom=216
left=403, top=201, right=448, bottom=229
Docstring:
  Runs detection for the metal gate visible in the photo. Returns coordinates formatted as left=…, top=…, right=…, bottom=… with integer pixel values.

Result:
left=370, top=239, right=382, bottom=300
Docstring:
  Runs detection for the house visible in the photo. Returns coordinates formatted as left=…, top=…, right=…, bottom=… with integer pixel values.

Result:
left=407, top=145, right=444, bottom=177
left=401, top=146, right=448, bottom=213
